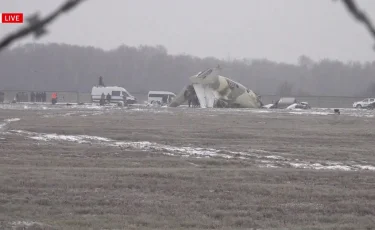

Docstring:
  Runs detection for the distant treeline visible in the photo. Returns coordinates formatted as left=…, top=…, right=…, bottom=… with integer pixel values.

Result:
left=0, top=43, right=374, bottom=97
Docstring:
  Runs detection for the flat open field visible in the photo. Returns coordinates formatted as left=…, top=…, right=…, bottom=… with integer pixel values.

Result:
left=1, top=104, right=375, bottom=230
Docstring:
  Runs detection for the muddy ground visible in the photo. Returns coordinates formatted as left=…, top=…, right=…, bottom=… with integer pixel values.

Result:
left=0, top=105, right=375, bottom=229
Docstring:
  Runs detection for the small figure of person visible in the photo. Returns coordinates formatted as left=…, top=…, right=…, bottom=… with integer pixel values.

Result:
left=31, top=92, right=35, bottom=102
left=51, top=92, right=58, bottom=105
left=106, top=93, right=111, bottom=104
left=193, top=95, right=199, bottom=108
left=100, top=93, right=105, bottom=106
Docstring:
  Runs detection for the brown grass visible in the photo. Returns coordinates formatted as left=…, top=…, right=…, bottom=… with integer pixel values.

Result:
left=1, top=107, right=375, bottom=229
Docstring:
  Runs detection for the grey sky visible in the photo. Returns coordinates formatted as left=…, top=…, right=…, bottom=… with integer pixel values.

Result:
left=1, top=0, right=374, bottom=64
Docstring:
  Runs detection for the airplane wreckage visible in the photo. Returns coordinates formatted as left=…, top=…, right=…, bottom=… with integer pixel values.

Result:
left=169, top=67, right=264, bottom=108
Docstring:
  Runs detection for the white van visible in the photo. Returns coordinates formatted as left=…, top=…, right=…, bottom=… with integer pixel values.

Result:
left=91, top=86, right=136, bottom=104
left=148, top=91, right=176, bottom=105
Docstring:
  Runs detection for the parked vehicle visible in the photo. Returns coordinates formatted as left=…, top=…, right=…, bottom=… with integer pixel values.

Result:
left=91, top=86, right=136, bottom=104
left=352, top=98, right=375, bottom=108
left=148, top=91, right=176, bottom=106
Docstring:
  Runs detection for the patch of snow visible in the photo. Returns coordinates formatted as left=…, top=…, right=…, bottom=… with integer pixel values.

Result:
left=0, top=118, right=21, bottom=132
left=255, top=110, right=273, bottom=113
left=262, top=104, right=274, bottom=109
left=288, top=111, right=331, bottom=116
left=5, top=118, right=20, bottom=122
left=264, top=155, right=285, bottom=160
left=259, top=164, right=279, bottom=168
left=7, top=129, right=375, bottom=172
left=353, top=165, right=375, bottom=171
left=288, top=162, right=352, bottom=171
left=13, top=130, right=111, bottom=144
left=309, top=111, right=331, bottom=115
left=11, top=221, right=48, bottom=228
left=82, top=135, right=112, bottom=142
left=188, top=162, right=200, bottom=167
left=0, top=123, right=6, bottom=131
left=10, top=130, right=233, bottom=159
left=111, top=141, right=233, bottom=159
left=286, top=103, right=298, bottom=109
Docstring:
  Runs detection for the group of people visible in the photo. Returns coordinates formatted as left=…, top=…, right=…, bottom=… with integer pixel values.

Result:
left=98, top=76, right=112, bottom=105
left=15, top=92, right=29, bottom=102
left=99, top=93, right=112, bottom=106
left=12, top=91, right=58, bottom=104
left=30, top=91, right=47, bottom=102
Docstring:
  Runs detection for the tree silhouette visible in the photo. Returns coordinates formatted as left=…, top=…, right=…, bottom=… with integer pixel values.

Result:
left=0, top=43, right=374, bottom=97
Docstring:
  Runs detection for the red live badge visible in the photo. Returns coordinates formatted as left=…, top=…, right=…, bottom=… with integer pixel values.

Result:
left=2, top=13, right=24, bottom=23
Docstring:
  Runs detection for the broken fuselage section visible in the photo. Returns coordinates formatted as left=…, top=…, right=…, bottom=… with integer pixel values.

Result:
left=169, top=67, right=263, bottom=108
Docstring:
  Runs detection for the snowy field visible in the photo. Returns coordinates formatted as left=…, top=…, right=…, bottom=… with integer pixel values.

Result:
left=1, top=103, right=375, bottom=229
left=1, top=103, right=375, bottom=171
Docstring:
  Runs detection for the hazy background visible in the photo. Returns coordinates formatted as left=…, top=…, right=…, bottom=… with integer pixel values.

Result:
left=0, top=0, right=375, bottom=97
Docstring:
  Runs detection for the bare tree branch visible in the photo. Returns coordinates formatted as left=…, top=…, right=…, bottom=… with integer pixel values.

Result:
left=339, top=0, right=375, bottom=47
left=0, top=0, right=374, bottom=54
left=0, top=0, right=86, bottom=53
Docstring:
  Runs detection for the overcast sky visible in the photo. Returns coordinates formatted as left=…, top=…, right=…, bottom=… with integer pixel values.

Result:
left=1, top=0, right=374, bottom=64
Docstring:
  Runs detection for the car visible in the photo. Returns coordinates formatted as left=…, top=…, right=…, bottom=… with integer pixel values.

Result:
left=352, top=98, right=375, bottom=109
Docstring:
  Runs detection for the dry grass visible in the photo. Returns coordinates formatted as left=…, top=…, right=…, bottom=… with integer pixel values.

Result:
left=1, top=107, right=375, bottom=229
